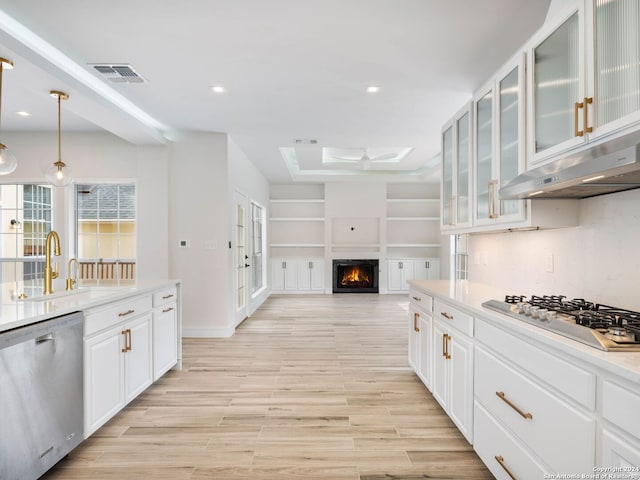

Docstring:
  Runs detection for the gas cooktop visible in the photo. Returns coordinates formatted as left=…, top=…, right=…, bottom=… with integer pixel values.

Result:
left=482, top=295, right=640, bottom=352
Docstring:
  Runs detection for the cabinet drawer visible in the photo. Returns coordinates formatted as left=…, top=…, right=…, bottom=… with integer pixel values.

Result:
left=434, top=299, right=473, bottom=336
left=476, top=318, right=595, bottom=410
left=153, top=286, right=178, bottom=307
left=85, top=295, right=152, bottom=336
left=603, top=380, right=640, bottom=440
left=474, top=401, right=550, bottom=479
left=475, top=346, right=595, bottom=474
left=409, top=289, right=433, bottom=312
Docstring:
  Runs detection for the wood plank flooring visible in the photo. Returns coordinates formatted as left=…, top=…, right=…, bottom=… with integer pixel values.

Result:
left=44, top=294, right=493, bottom=480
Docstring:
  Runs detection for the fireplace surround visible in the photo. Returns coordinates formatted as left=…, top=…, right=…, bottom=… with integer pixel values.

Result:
left=332, top=259, right=379, bottom=293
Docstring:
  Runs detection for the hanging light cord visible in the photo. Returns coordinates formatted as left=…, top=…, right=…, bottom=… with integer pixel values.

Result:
left=57, top=92, right=61, bottom=163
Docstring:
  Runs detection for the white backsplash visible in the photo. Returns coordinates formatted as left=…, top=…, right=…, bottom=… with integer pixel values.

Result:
left=468, top=188, right=640, bottom=310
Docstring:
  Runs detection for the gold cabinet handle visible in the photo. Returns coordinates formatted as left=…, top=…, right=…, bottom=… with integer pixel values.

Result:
left=118, top=309, right=135, bottom=317
left=442, top=333, right=451, bottom=359
left=162, top=294, right=174, bottom=299
left=489, top=180, right=499, bottom=219
left=412, top=296, right=421, bottom=302
left=496, top=391, right=533, bottom=420
left=121, top=330, right=128, bottom=353
left=583, top=96, right=593, bottom=134
left=495, top=455, right=517, bottom=480
left=413, top=312, right=420, bottom=333
left=127, top=329, right=132, bottom=351
left=445, top=334, right=451, bottom=359
left=162, top=307, right=174, bottom=313
left=574, top=101, right=584, bottom=137
left=441, top=311, right=454, bottom=320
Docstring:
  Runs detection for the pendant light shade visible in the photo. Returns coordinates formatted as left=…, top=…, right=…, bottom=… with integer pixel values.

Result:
left=0, top=57, right=17, bottom=175
left=45, top=90, right=73, bottom=187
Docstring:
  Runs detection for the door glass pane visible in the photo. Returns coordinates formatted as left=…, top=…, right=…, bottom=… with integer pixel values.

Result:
left=442, top=127, right=453, bottom=225
left=456, top=113, right=470, bottom=224
left=499, top=66, right=521, bottom=216
left=534, top=12, right=580, bottom=152
left=596, top=0, right=640, bottom=126
left=476, top=92, right=492, bottom=220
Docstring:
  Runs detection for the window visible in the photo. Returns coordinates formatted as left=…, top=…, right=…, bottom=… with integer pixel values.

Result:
left=0, top=184, right=53, bottom=287
left=75, top=184, right=136, bottom=282
left=453, top=234, right=469, bottom=280
left=250, top=202, right=264, bottom=293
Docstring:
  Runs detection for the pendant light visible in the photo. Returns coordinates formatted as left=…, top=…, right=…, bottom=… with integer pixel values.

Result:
left=0, top=58, right=17, bottom=175
left=45, top=90, right=73, bottom=186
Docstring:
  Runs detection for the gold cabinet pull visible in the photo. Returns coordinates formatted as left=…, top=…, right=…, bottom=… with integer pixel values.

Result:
left=412, top=296, right=421, bottom=302
left=121, top=330, right=128, bottom=353
left=496, top=391, right=533, bottom=419
left=489, top=180, right=499, bottom=219
left=574, top=101, right=584, bottom=137
left=442, top=333, right=451, bottom=359
left=445, top=334, right=451, bottom=359
left=126, top=329, right=132, bottom=351
left=162, top=294, right=174, bottom=299
left=118, top=309, right=135, bottom=317
left=413, top=312, right=420, bottom=333
left=162, top=307, right=174, bottom=313
left=583, top=96, right=593, bottom=133
left=441, top=311, right=454, bottom=320
left=495, top=455, right=517, bottom=480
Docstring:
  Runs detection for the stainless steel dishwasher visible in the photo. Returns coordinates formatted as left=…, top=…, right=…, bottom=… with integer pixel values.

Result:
left=1, top=311, right=84, bottom=480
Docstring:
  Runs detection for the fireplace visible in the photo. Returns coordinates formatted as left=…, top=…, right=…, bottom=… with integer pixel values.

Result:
left=332, top=259, right=379, bottom=293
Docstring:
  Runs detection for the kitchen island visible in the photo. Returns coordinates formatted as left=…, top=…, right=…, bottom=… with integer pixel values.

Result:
left=408, top=280, right=640, bottom=479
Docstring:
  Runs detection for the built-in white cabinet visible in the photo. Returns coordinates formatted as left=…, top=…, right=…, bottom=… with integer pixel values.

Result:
left=432, top=299, right=474, bottom=443
left=388, top=258, right=439, bottom=291
left=152, top=287, right=178, bottom=381
left=528, top=0, right=640, bottom=165
left=84, top=295, right=153, bottom=436
left=441, top=103, right=473, bottom=231
left=271, top=257, right=324, bottom=293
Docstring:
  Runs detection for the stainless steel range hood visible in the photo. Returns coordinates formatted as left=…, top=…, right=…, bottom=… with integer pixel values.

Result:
left=500, top=134, right=640, bottom=199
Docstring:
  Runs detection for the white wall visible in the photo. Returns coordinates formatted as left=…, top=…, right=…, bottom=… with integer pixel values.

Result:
left=168, top=132, right=232, bottom=337
left=227, top=136, right=270, bottom=317
left=468, top=189, right=640, bottom=310
left=3, top=131, right=169, bottom=280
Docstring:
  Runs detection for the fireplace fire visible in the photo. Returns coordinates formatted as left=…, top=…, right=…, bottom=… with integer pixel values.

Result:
left=333, top=259, right=379, bottom=293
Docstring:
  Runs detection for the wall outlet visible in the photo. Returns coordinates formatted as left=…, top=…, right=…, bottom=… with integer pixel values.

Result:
left=545, top=253, right=554, bottom=273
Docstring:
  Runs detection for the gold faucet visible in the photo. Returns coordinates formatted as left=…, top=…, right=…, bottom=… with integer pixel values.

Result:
left=44, top=230, right=61, bottom=295
left=65, top=257, right=79, bottom=291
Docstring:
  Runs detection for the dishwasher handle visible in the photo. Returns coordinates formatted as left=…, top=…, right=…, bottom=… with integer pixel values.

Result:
left=35, top=333, right=55, bottom=344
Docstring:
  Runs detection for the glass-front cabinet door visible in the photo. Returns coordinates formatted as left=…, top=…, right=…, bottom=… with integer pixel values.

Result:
left=441, top=125, right=454, bottom=228
left=589, top=0, right=640, bottom=138
left=473, top=53, right=526, bottom=228
left=528, top=6, right=586, bottom=164
left=441, top=103, right=473, bottom=232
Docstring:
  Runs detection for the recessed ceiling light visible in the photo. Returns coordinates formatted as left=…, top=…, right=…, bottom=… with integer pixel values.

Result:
left=211, top=85, right=226, bottom=94
left=16, top=111, right=31, bottom=117
left=366, top=85, right=380, bottom=93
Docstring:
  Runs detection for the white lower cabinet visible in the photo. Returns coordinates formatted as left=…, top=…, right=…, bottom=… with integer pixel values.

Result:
left=272, top=257, right=324, bottom=292
left=600, top=430, right=640, bottom=478
left=432, top=308, right=474, bottom=442
left=152, top=287, right=178, bottom=381
left=84, top=307, right=153, bottom=436
left=388, top=258, right=439, bottom=291
left=474, top=401, right=551, bottom=479
left=409, top=303, right=433, bottom=391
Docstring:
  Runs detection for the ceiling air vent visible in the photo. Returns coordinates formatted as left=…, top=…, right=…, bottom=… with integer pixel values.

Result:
left=90, top=64, right=145, bottom=84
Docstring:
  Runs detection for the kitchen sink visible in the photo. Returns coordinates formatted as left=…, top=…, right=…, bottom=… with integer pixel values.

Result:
left=19, top=286, right=133, bottom=302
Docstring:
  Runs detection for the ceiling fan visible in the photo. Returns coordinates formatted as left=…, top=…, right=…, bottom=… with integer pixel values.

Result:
left=330, top=148, right=398, bottom=164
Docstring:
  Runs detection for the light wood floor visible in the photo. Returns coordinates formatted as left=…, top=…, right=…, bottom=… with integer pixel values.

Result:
left=45, top=294, right=493, bottom=480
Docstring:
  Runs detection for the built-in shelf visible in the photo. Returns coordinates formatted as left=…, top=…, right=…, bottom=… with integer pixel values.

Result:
left=270, top=217, right=325, bottom=222
left=270, top=199, right=325, bottom=204
left=387, top=243, right=441, bottom=248
left=387, top=217, right=439, bottom=221
left=269, top=243, right=325, bottom=248
left=386, top=198, right=440, bottom=203
left=331, top=243, right=380, bottom=249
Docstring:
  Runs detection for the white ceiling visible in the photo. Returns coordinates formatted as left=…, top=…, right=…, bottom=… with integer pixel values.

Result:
left=0, top=0, right=551, bottom=183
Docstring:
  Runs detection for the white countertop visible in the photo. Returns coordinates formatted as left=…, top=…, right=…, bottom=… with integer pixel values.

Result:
left=0, top=279, right=180, bottom=333
left=408, top=280, right=640, bottom=384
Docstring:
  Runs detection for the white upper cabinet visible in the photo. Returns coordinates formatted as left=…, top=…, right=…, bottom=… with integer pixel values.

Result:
left=528, top=0, right=640, bottom=165
left=473, top=53, right=527, bottom=228
left=441, top=103, right=473, bottom=232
